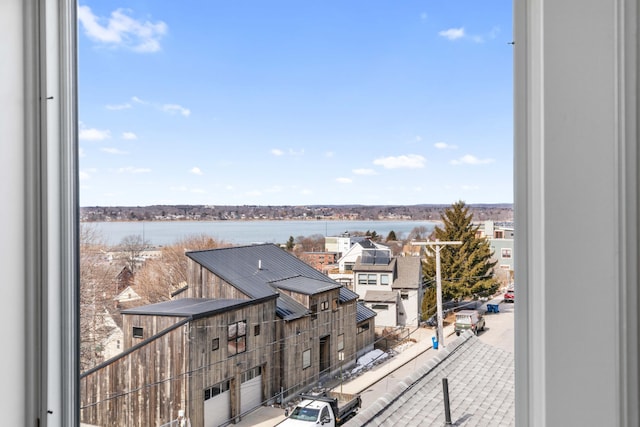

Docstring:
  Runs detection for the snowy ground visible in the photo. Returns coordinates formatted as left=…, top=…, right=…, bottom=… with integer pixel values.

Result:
left=349, top=338, right=417, bottom=376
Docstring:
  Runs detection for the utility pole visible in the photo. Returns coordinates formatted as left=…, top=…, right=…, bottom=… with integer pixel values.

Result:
left=412, top=239, right=462, bottom=348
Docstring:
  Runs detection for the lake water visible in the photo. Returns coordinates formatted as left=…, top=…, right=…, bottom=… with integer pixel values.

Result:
left=86, top=220, right=439, bottom=246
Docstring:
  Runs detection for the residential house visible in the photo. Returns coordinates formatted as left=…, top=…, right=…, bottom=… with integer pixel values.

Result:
left=80, top=244, right=374, bottom=427
left=352, top=249, right=423, bottom=328
left=328, top=239, right=390, bottom=290
left=476, top=220, right=515, bottom=285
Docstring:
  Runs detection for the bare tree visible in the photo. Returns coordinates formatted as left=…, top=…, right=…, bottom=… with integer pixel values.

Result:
left=79, top=224, right=119, bottom=371
left=118, top=234, right=150, bottom=273
left=134, top=234, right=228, bottom=303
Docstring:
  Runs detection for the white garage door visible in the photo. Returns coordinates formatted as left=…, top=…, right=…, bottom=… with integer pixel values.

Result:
left=204, top=380, right=230, bottom=427
left=240, top=366, right=262, bottom=414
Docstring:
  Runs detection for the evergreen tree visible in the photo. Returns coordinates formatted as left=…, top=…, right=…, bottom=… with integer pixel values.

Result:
left=385, top=230, right=398, bottom=242
left=286, top=235, right=295, bottom=251
left=421, top=201, right=499, bottom=300
left=421, top=286, right=437, bottom=321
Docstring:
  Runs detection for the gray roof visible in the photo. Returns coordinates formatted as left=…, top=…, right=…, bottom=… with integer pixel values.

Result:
left=275, top=292, right=310, bottom=321
left=363, top=290, right=399, bottom=303
left=121, top=297, right=267, bottom=319
left=356, top=302, right=377, bottom=323
left=391, top=256, right=422, bottom=290
left=354, top=256, right=395, bottom=272
left=345, top=332, right=515, bottom=426
left=339, top=286, right=359, bottom=303
left=186, top=244, right=341, bottom=299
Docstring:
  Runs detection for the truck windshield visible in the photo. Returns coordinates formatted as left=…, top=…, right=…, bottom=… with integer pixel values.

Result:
left=289, top=406, right=320, bottom=422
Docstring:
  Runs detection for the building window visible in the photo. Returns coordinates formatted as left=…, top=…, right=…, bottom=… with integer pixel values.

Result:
left=332, top=298, right=338, bottom=311
left=401, top=292, right=409, bottom=300
left=495, top=230, right=504, bottom=238
left=204, top=380, right=230, bottom=401
left=320, top=301, right=329, bottom=311
left=310, top=303, right=318, bottom=320
left=254, top=324, right=260, bottom=336
left=338, top=334, right=344, bottom=351
left=358, top=322, right=370, bottom=334
left=241, top=366, right=262, bottom=383
left=211, top=338, right=219, bottom=351
left=502, top=248, right=512, bottom=259
left=227, top=320, right=247, bottom=355
left=132, top=327, right=143, bottom=338
left=371, top=304, right=389, bottom=310
left=358, top=273, right=377, bottom=286
left=380, top=274, right=390, bottom=285
left=302, top=349, right=311, bottom=369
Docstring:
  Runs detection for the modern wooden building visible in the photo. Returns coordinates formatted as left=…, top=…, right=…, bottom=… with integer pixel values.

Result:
left=80, top=243, right=375, bottom=427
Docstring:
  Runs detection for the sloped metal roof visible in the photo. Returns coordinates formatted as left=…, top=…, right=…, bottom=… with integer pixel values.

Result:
left=275, top=292, right=310, bottom=321
left=121, top=297, right=265, bottom=319
left=356, top=302, right=377, bottom=323
left=339, top=286, right=359, bottom=303
left=186, top=243, right=340, bottom=299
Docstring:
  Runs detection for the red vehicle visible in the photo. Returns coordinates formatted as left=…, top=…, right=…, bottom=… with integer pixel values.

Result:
left=504, top=288, right=515, bottom=303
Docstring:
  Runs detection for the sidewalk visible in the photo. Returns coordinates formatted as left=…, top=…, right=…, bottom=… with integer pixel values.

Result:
left=234, top=324, right=456, bottom=426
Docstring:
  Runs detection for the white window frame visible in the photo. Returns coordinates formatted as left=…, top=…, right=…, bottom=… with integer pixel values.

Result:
left=10, top=1, right=639, bottom=426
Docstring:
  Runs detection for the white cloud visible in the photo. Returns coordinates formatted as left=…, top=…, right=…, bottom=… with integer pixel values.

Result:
left=461, top=184, right=480, bottom=190
left=300, top=189, right=313, bottom=195
left=170, top=185, right=188, bottom=192
left=79, top=168, right=97, bottom=181
left=353, top=168, right=377, bottom=176
left=132, top=96, right=146, bottom=104
left=162, top=104, right=191, bottom=117
left=271, top=149, right=284, bottom=156
left=106, top=103, right=132, bottom=110
left=100, top=147, right=128, bottom=155
left=325, top=151, right=335, bottom=158
left=373, top=154, right=426, bottom=169
left=439, top=27, right=465, bottom=41
left=288, top=149, right=305, bottom=156
left=190, top=167, right=203, bottom=175
left=190, top=188, right=206, bottom=194
left=79, top=127, right=111, bottom=141
left=434, top=142, right=458, bottom=150
left=79, top=148, right=86, bottom=158
left=117, top=166, right=151, bottom=174
left=336, top=177, right=353, bottom=184
left=77, top=6, right=167, bottom=53
left=450, top=154, right=495, bottom=165
left=420, top=12, right=428, bottom=22
left=122, top=132, right=137, bottom=140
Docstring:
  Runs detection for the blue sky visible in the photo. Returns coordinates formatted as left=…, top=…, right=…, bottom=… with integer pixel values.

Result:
left=78, top=1, right=513, bottom=207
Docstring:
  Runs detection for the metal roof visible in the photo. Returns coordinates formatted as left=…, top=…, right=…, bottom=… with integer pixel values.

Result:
left=354, top=256, right=396, bottom=272
left=356, top=302, right=377, bottom=323
left=186, top=244, right=341, bottom=299
left=275, top=292, right=310, bottom=321
left=344, top=332, right=515, bottom=426
left=121, top=297, right=264, bottom=319
left=339, top=286, right=359, bottom=303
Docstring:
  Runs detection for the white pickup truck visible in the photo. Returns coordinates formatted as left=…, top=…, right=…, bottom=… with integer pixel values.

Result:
left=276, top=391, right=361, bottom=427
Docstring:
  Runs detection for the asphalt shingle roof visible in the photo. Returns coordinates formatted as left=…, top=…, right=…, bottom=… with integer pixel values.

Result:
left=345, top=332, right=515, bottom=426
left=363, top=290, right=398, bottom=303
left=391, top=256, right=422, bottom=290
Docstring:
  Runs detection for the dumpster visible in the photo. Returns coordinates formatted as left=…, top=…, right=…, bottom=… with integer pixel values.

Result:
left=432, top=336, right=439, bottom=350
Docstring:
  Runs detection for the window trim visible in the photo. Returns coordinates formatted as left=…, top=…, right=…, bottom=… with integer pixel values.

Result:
left=302, top=349, right=311, bottom=369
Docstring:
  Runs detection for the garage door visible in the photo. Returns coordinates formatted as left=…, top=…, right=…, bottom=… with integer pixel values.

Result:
left=204, top=380, right=230, bottom=427
left=240, top=366, right=262, bottom=414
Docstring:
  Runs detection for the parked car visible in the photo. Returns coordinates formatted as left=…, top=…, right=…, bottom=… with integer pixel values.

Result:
left=504, top=288, right=515, bottom=303
left=454, top=310, right=485, bottom=336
